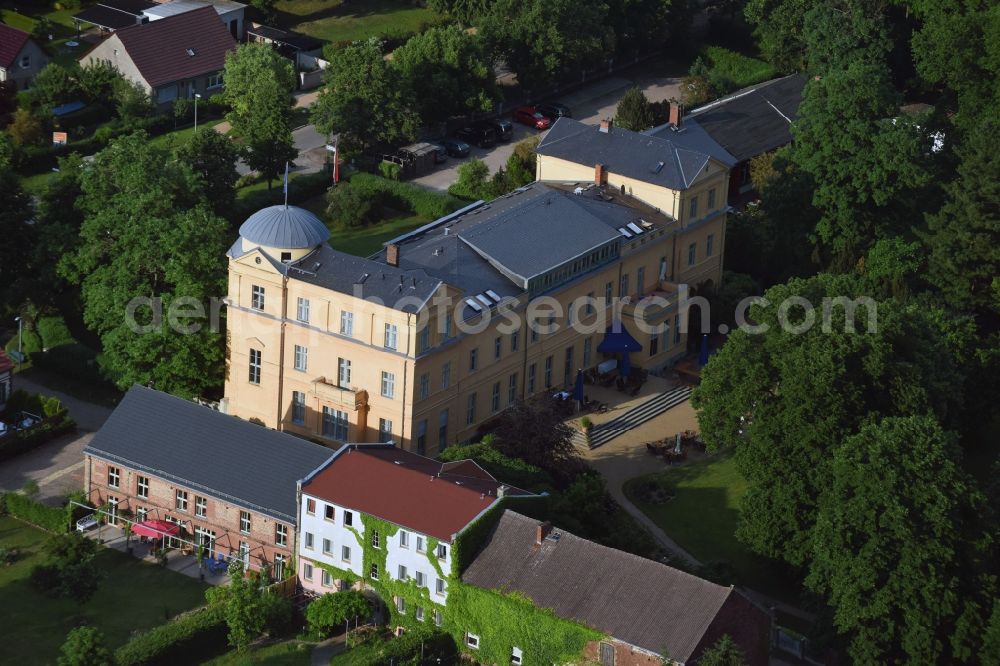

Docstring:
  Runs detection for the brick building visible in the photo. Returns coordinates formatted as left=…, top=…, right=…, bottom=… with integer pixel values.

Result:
left=83, top=385, right=333, bottom=575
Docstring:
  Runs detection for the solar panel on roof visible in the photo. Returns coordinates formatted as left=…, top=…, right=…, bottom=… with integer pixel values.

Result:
left=475, top=294, right=492, bottom=307
left=618, top=227, right=633, bottom=238
left=486, top=289, right=502, bottom=302
left=466, top=299, right=483, bottom=312
left=626, top=222, right=644, bottom=235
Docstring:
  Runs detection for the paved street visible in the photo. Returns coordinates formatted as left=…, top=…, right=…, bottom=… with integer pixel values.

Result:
left=412, top=58, right=687, bottom=192
left=0, top=374, right=113, bottom=504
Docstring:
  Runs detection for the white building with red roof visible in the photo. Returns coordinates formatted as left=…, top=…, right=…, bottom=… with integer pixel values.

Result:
left=0, top=23, right=48, bottom=91
left=296, top=443, right=533, bottom=602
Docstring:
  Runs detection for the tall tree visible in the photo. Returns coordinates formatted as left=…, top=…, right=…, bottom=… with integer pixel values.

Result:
left=222, top=43, right=297, bottom=190
left=61, top=133, right=228, bottom=397
left=312, top=38, right=419, bottom=154
left=425, top=0, right=489, bottom=24
left=176, top=127, right=241, bottom=218
left=921, top=117, right=1000, bottom=326
left=743, top=0, right=811, bottom=71
left=26, top=63, right=81, bottom=111
left=808, top=416, right=986, bottom=663
left=0, top=172, right=35, bottom=314
left=479, top=0, right=612, bottom=90
left=391, top=25, right=498, bottom=125
left=692, top=273, right=972, bottom=565
left=791, top=60, right=933, bottom=265
left=614, top=86, right=656, bottom=131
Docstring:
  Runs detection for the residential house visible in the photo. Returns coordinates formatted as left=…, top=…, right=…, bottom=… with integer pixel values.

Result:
left=647, top=75, right=806, bottom=204
left=79, top=5, right=236, bottom=108
left=143, top=0, right=246, bottom=40
left=0, top=351, right=13, bottom=407
left=82, top=385, right=333, bottom=576
left=297, top=443, right=534, bottom=598
left=0, top=24, right=49, bottom=91
left=73, top=0, right=155, bottom=33
left=462, top=511, right=772, bottom=665
left=223, top=119, right=729, bottom=452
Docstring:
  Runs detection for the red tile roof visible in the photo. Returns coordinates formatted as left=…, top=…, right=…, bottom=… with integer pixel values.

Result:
left=114, top=6, right=235, bottom=88
left=0, top=23, right=31, bottom=70
left=302, top=445, right=532, bottom=542
left=0, top=351, right=13, bottom=373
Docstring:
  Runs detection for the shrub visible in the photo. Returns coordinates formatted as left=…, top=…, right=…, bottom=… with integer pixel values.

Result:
left=36, top=315, right=75, bottom=350
left=8, top=108, right=47, bottom=147
left=349, top=172, right=465, bottom=219
left=115, top=605, right=228, bottom=666
left=306, top=590, right=371, bottom=638
left=438, top=439, right=556, bottom=492
left=378, top=160, right=402, bottom=181
left=703, top=46, right=777, bottom=88
left=57, top=626, right=113, bottom=666
left=2, top=492, right=73, bottom=533
left=5, top=327, right=42, bottom=355
left=448, top=159, right=492, bottom=200
left=260, top=591, right=294, bottom=636
left=326, top=182, right=382, bottom=228
left=31, top=343, right=108, bottom=387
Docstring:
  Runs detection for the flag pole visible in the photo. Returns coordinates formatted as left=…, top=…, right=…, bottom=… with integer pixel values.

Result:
left=283, top=161, right=289, bottom=208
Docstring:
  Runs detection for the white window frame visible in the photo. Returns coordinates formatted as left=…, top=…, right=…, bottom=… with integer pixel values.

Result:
left=240, top=510, right=251, bottom=534
left=251, top=285, right=265, bottom=310
left=342, top=545, right=351, bottom=562
left=381, top=371, right=395, bottom=398
left=304, top=562, right=314, bottom=580
left=466, top=633, right=480, bottom=649
left=195, top=495, right=207, bottom=518
left=322, top=538, right=332, bottom=555
left=512, top=647, right=523, bottom=665
left=137, top=475, right=149, bottom=498
left=322, top=570, right=333, bottom=587
left=108, top=466, right=120, bottom=488
left=294, top=345, right=308, bottom=372
left=338, top=358, right=351, bottom=387
left=340, top=311, right=354, bottom=336
left=399, top=531, right=409, bottom=548
left=384, top=323, right=398, bottom=350
left=296, top=297, right=310, bottom=323
left=175, top=489, right=188, bottom=512
left=275, top=523, right=288, bottom=547
left=305, top=532, right=314, bottom=550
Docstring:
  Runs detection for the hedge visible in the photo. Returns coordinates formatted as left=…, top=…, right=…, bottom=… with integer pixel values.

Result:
left=1, top=492, right=73, bottom=533
left=348, top=173, right=465, bottom=220
left=115, top=605, right=228, bottom=666
left=231, top=171, right=331, bottom=223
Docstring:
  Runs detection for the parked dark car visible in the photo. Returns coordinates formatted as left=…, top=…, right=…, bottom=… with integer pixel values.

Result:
left=476, top=118, right=513, bottom=142
left=513, top=106, right=552, bottom=130
left=437, top=137, right=471, bottom=157
left=454, top=125, right=497, bottom=148
left=536, top=102, right=572, bottom=120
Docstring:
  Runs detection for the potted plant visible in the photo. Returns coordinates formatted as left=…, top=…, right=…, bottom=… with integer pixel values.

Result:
left=581, top=416, right=593, bottom=446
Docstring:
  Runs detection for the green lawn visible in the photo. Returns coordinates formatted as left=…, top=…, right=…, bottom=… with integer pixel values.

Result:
left=0, top=516, right=208, bottom=664
left=275, top=0, right=446, bottom=44
left=203, top=640, right=315, bottom=666
left=148, top=120, right=226, bottom=150
left=623, top=454, right=800, bottom=603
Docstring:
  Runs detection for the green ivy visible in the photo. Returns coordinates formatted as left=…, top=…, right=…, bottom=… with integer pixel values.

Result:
left=311, top=500, right=599, bottom=665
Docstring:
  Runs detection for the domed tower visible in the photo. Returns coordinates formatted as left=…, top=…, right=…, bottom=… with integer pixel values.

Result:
left=237, top=205, right=331, bottom=264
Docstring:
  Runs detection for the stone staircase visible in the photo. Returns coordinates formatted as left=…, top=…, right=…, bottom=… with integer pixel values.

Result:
left=574, top=385, right=693, bottom=449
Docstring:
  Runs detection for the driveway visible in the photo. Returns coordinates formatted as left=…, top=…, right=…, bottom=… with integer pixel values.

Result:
left=0, top=374, right=113, bottom=504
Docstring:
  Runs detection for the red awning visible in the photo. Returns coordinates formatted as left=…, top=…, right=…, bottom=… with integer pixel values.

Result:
left=131, top=519, right=180, bottom=538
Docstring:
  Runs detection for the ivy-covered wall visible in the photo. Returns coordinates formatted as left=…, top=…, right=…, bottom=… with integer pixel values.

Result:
left=308, top=499, right=602, bottom=666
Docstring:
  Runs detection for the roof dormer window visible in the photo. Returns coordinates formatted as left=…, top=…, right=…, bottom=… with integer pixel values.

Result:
left=186, top=48, right=195, bottom=56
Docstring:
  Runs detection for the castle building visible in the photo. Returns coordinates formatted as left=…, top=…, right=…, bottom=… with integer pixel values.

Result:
left=223, top=118, right=730, bottom=452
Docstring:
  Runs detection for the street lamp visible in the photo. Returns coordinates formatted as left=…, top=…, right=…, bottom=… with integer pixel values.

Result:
left=13, top=317, right=22, bottom=368
left=194, top=93, right=202, bottom=132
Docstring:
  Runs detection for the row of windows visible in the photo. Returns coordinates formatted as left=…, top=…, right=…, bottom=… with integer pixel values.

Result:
left=687, top=233, right=715, bottom=268
left=392, top=598, right=443, bottom=626
left=305, top=498, right=355, bottom=526
left=462, top=634, right=524, bottom=664
left=688, top=187, right=718, bottom=220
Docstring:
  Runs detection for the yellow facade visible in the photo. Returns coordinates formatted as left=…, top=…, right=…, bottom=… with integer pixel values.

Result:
left=224, top=139, right=728, bottom=455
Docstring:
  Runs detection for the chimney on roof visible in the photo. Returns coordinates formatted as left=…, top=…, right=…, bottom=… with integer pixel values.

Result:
left=599, top=118, right=612, bottom=133
left=386, top=243, right=400, bottom=267
left=535, top=521, right=553, bottom=547
left=669, top=102, right=683, bottom=128
left=497, top=484, right=508, bottom=498
left=595, top=163, right=607, bottom=185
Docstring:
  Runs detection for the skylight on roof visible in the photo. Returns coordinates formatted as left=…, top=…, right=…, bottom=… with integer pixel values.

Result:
left=475, top=294, right=492, bottom=307
left=465, top=298, right=483, bottom=312
left=626, top=222, right=644, bottom=235
left=186, top=48, right=195, bottom=56
left=617, top=227, right=633, bottom=238
left=485, top=289, right=502, bottom=302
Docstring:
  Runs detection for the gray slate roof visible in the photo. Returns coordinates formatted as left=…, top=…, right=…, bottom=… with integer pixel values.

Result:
left=287, top=244, right=442, bottom=314
left=656, top=74, right=806, bottom=163
left=538, top=117, right=735, bottom=191
left=84, top=386, right=334, bottom=522
left=239, top=205, right=331, bottom=249
left=461, top=511, right=736, bottom=660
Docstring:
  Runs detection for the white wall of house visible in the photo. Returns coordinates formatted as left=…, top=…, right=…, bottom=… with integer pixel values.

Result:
left=299, top=495, right=365, bottom=579
left=385, top=528, right=452, bottom=603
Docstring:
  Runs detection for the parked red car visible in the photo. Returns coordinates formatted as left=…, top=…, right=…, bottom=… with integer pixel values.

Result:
left=513, top=106, right=552, bottom=130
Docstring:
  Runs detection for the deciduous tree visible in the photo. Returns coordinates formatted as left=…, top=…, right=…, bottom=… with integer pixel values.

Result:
left=391, top=25, right=497, bottom=125
left=176, top=127, right=240, bottom=217
left=61, top=132, right=228, bottom=397
left=27, top=63, right=81, bottom=111
left=692, top=273, right=972, bottom=565
left=223, top=43, right=297, bottom=190
left=695, top=634, right=747, bottom=666
left=7, top=107, right=47, bottom=146
left=808, top=416, right=982, bottom=663
left=487, top=399, right=578, bottom=471
left=57, top=626, right=112, bottom=666
left=306, top=591, right=371, bottom=637
left=312, top=38, right=419, bottom=154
